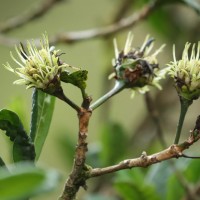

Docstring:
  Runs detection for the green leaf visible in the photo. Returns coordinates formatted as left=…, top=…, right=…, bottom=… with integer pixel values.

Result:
left=13, top=138, right=35, bottom=162
left=184, top=159, right=200, bottom=183
left=60, top=70, right=88, bottom=97
left=114, top=170, right=160, bottom=200
left=100, top=122, right=128, bottom=166
left=0, top=109, right=23, bottom=138
left=0, top=109, right=35, bottom=162
left=165, top=159, right=200, bottom=200
left=0, top=163, right=60, bottom=200
left=146, top=159, right=190, bottom=198
left=166, top=175, right=184, bottom=200
left=30, top=89, right=55, bottom=160
left=0, top=157, right=6, bottom=167
left=85, top=194, right=117, bottom=200
left=145, top=162, right=173, bottom=198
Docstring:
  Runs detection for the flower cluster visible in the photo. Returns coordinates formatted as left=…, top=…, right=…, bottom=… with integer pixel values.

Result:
left=167, top=42, right=200, bottom=101
left=4, top=34, right=71, bottom=93
left=109, top=32, right=166, bottom=96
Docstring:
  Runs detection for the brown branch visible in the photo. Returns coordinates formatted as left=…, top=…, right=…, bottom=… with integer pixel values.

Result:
left=144, top=93, right=197, bottom=199
left=0, top=0, right=65, bottom=33
left=49, top=0, right=157, bottom=44
left=89, top=116, right=200, bottom=178
left=0, top=0, right=158, bottom=47
left=112, top=0, right=136, bottom=23
left=59, top=105, right=92, bottom=200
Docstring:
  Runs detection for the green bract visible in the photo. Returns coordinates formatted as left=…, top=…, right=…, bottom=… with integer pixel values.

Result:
left=4, top=34, right=71, bottom=91
left=109, top=32, right=167, bottom=97
left=168, top=42, right=200, bottom=101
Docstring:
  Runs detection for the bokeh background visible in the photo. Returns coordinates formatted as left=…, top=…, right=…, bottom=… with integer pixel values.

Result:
left=0, top=0, right=200, bottom=199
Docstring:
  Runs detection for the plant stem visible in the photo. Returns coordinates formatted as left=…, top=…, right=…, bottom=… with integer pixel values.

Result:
left=90, top=81, right=125, bottom=110
left=59, top=108, right=92, bottom=200
left=174, top=98, right=192, bottom=144
left=53, top=87, right=81, bottom=112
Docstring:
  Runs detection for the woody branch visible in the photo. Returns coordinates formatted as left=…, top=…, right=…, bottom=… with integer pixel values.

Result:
left=89, top=115, right=200, bottom=178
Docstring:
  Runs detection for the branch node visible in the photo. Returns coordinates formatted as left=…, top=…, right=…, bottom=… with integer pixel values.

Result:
left=141, top=151, right=148, bottom=161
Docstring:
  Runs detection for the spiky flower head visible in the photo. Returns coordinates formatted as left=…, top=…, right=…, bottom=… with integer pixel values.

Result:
left=168, top=42, right=200, bottom=101
left=109, top=32, right=166, bottom=96
left=4, top=34, right=73, bottom=94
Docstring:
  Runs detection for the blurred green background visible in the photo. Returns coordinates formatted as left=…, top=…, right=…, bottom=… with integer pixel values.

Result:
left=0, top=0, right=200, bottom=199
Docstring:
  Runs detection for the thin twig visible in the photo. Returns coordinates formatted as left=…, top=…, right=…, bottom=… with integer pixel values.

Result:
left=50, top=0, right=157, bottom=44
left=52, top=87, right=81, bottom=112
left=0, top=0, right=158, bottom=47
left=90, top=121, right=200, bottom=178
left=0, top=0, right=65, bottom=33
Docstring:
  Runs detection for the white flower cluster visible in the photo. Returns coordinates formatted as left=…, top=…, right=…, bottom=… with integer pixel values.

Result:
left=4, top=34, right=69, bottom=90
left=168, top=42, right=200, bottom=100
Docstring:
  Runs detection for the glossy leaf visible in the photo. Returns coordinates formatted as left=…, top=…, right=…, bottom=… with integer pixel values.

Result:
left=0, top=163, right=60, bottom=200
left=0, top=109, right=23, bottom=140
left=60, top=70, right=88, bottom=97
left=30, top=89, right=55, bottom=160
left=100, top=122, right=127, bottom=166
left=13, top=138, right=35, bottom=162
left=0, top=109, right=35, bottom=162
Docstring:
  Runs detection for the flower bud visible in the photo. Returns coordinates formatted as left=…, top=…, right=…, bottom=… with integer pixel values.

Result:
left=167, top=42, right=200, bottom=101
left=110, top=32, right=167, bottom=96
left=3, top=34, right=71, bottom=94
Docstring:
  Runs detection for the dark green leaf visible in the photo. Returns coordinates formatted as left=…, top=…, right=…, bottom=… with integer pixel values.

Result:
left=0, top=163, right=60, bottom=200
left=0, top=109, right=23, bottom=139
left=60, top=70, right=88, bottom=97
left=13, top=137, right=35, bottom=162
left=30, top=89, right=55, bottom=160
left=100, top=122, right=128, bottom=166
left=0, top=157, right=6, bottom=167
left=0, top=109, right=35, bottom=162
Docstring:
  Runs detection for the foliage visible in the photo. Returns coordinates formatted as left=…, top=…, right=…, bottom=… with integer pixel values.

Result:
left=0, top=163, right=60, bottom=200
left=1, top=0, right=200, bottom=199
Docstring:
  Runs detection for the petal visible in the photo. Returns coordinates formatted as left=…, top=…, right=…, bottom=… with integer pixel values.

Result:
left=3, top=63, right=14, bottom=72
left=13, top=79, right=26, bottom=85
left=10, top=51, right=25, bottom=68
left=124, top=32, right=133, bottom=55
